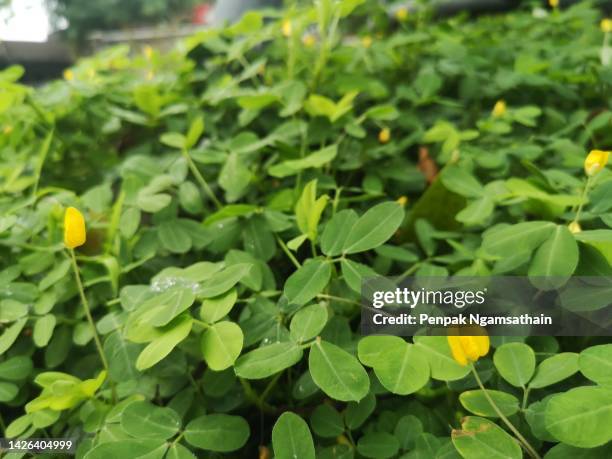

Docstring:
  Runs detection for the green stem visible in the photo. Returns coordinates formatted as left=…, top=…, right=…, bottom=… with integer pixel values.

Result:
left=571, top=174, right=594, bottom=226
left=275, top=235, right=301, bottom=269
left=470, top=365, right=540, bottom=459
left=522, top=387, right=530, bottom=411
left=69, top=249, right=116, bottom=403
left=69, top=249, right=109, bottom=372
left=182, top=150, right=221, bottom=209
left=239, top=378, right=276, bottom=414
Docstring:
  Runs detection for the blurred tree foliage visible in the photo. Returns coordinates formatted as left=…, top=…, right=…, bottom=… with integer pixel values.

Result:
left=46, top=0, right=200, bottom=41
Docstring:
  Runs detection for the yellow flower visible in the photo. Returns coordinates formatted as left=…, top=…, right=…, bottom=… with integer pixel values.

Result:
left=397, top=196, right=408, bottom=207
left=361, top=35, right=372, bottom=48
left=378, top=127, right=391, bottom=144
left=63, top=69, right=74, bottom=81
left=584, top=149, right=610, bottom=176
left=282, top=20, right=292, bottom=37
left=3, top=125, right=13, bottom=135
left=447, top=333, right=490, bottom=366
left=568, top=221, right=582, bottom=234
left=396, top=7, right=409, bottom=21
left=302, top=33, right=316, bottom=47
left=64, top=207, right=86, bottom=249
left=143, top=45, right=153, bottom=59
left=492, top=100, right=507, bottom=117
left=549, top=0, right=559, bottom=8
left=601, top=19, right=612, bottom=33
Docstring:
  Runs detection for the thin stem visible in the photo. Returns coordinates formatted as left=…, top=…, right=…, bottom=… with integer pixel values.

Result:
left=275, top=235, right=301, bottom=269
left=571, top=174, right=594, bottom=226
left=238, top=378, right=276, bottom=414
left=182, top=150, right=221, bottom=209
left=470, top=365, right=541, bottom=459
left=317, top=293, right=361, bottom=308
left=69, top=250, right=116, bottom=402
left=69, top=249, right=108, bottom=372
left=522, top=387, right=530, bottom=411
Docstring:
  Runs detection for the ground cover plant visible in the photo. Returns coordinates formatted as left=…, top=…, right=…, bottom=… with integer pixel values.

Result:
left=1, top=0, right=612, bottom=457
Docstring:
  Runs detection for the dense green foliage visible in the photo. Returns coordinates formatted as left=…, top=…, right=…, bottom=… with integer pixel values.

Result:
left=1, top=1, right=612, bottom=457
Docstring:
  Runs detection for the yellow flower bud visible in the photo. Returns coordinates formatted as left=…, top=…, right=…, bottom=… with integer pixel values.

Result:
left=63, top=69, right=74, bottom=81
left=601, top=19, right=612, bottom=33
left=143, top=45, right=153, bottom=59
left=397, top=196, right=408, bottom=207
left=396, top=7, right=409, bottom=21
left=447, top=331, right=489, bottom=366
left=336, top=435, right=351, bottom=446
left=584, top=149, right=610, bottom=176
left=361, top=35, right=372, bottom=48
left=282, top=20, right=292, bottom=37
left=549, top=0, right=559, bottom=8
left=302, top=33, right=316, bottom=47
left=379, top=127, right=391, bottom=144
left=492, top=100, right=506, bottom=118
left=568, top=221, right=582, bottom=234
left=64, top=207, right=86, bottom=249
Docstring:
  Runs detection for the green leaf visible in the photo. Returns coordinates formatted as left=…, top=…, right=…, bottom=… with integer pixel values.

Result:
left=135, top=315, right=193, bottom=371
left=0, top=381, right=18, bottom=401
left=160, top=132, right=186, bottom=149
left=158, top=220, right=192, bottom=254
left=320, top=209, right=358, bottom=256
left=529, top=352, right=579, bottom=389
left=357, top=432, right=399, bottom=459
left=269, top=145, right=338, bottom=178
left=295, top=179, right=329, bottom=241
left=84, top=440, right=166, bottom=459
left=493, top=343, right=536, bottom=387
left=342, top=202, right=404, bottom=254
left=482, top=221, right=554, bottom=257
left=579, top=344, right=612, bottom=386
left=272, top=412, right=316, bottom=459
left=310, top=404, right=344, bottom=437
left=452, top=416, right=522, bottom=459
left=120, top=401, right=181, bottom=440
left=198, top=263, right=252, bottom=298
left=184, top=414, right=250, bottom=452
left=440, top=166, right=484, bottom=198
left=0, top=318, right=27, bottom=355
left=284, top=259, right=331, bottom=306
left=528, top=225, right=579, bottom=290
left=309, top=339, right=369, bottom=402
left=0, top=299, right=28, bottom=323
left=545, top=386, right=612, bottom=448
left=0, top=356, right=32, bottom=381
left=185, top=116, right=204, bottom=149
left=459, top=390, right=520, bottom=418
left=345, top=391, right=376, bottom=430
left=138, top=287, right=196, bottom=327
left=289, top=303, right=328, bottom=343
left=33, top=314, right=56, bottom=347
left=201, top=321, right=243, bottom=371
left=358, top=335, right=406, bottom=367
left=200, top=288, right=237, bottom=324
left=340, top=258, right=377, bottom=294
left=103, top=331, right=140, bottom=382
left=456, top=197, right=494, bottom=225
left=372, top=343, right=430, bottom=395
left=234, top=342, right=303, bottom=379
left=413, top=336, right=470, bottom=381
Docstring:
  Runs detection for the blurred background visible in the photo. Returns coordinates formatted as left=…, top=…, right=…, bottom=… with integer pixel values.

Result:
left=0, top=0, right=609, bottom=82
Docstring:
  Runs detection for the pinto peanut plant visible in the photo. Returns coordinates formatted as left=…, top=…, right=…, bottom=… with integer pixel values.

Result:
left=1, top=1, right=612, bottom=458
